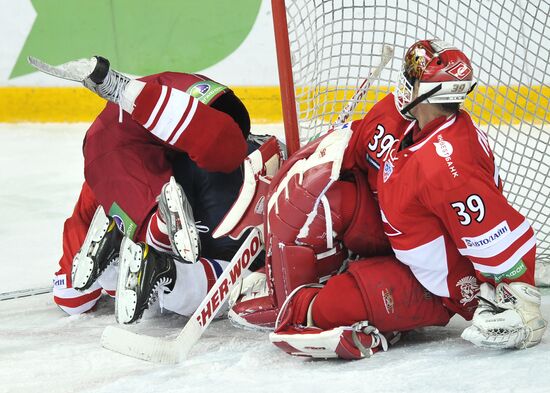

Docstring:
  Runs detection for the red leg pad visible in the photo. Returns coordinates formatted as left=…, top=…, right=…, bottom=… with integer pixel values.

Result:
left=270, top=238, right=319, bottom=307
left=313, top=256, right=452, bottom=332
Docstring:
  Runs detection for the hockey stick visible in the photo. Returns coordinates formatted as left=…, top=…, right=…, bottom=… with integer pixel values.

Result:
left=334, top=44, right=394, bottom=126
left=100, top=227, right=263, bottom=364
left=308, top=44, right=394, bottom=143
left=0, top=286, right=52, bottom=301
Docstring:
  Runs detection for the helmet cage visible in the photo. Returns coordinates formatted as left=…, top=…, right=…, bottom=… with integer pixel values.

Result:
left=394, top=64, right=416, bottom=118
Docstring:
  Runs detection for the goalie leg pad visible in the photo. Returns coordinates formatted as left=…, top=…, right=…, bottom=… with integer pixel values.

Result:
left=313, top=256, right=452, bottom=332
left=228, top=240, right=319, bottom=330
left=270, top=286, right=400, bottom=359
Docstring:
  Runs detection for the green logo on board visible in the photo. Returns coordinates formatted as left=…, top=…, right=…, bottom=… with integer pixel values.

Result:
left=11, top=0, right=262, bottom=78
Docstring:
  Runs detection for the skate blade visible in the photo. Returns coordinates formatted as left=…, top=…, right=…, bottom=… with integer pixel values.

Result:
left=72, top=206, right=110, bottom=289
left=173, top=228, right=199, bottom=262
left=164, top=177, right=199, bottom=262
left=115, top=237, right=142, bottom=324
left=164, top=177, right=182, bottom=213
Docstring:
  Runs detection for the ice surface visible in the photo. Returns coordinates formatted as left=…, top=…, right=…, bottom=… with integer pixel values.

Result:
left=0, top=123, right=549, bottom=393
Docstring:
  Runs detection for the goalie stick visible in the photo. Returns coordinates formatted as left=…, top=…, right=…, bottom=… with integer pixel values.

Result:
left=335, top=44, right=394, bottom=126
left=100, top=227, right=263, bottom=364
left=307, top=44, right=394, bottom=143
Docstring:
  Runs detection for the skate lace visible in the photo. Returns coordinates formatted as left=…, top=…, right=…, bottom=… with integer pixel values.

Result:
left=98, top=71, right=130, bottom=122
left=195, top=221, right=210, bottom=233
left=149, top=277, right=173, bottom=311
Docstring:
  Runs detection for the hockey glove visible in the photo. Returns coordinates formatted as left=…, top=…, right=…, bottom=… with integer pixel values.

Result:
left=461, top=282, right=547, bottom=349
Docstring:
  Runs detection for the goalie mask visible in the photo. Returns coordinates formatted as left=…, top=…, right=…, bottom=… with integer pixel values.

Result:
left=395, top=39, right=474, bottom=119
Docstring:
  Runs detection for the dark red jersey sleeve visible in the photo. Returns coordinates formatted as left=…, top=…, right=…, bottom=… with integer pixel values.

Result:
left=131, top=82, right=247, bottom=173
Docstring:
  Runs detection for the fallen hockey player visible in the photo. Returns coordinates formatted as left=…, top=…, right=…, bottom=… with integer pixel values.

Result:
left=30, top=55, right=276, bottom=322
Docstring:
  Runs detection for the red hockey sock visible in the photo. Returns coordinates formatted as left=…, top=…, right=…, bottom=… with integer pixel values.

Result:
left=145, top=210, right=172, bottom=253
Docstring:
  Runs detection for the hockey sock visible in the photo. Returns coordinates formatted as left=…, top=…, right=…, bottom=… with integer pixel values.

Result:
left=146, top=211, right=173, bottom=254
left=163, top=258, right=230, bottom=317
left=119, top=79, right=146, bottom=114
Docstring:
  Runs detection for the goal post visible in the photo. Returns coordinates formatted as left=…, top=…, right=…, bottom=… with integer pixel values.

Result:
left=271, top=0, right=550, bottom=277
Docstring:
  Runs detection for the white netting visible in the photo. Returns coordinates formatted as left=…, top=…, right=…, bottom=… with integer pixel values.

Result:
left=281, top=0, right=550, bottom=265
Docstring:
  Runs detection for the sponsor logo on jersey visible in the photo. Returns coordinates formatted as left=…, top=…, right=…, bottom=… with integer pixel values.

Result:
left=461, top=221, right=510, bottom=249
left=445, top=61, right=472, bottom=80
left=434, top=135, right=459, bottom=178
left=53, top=274, right=67, bottom=289
left=481, top=260, right=527, bottom=283
left=187, top=81, right=228, bottom=104
left=191, top=83, right=210, bottom=96
left=112, top=215, right=125, bottom=233
left=382, top=288, right=395, bottom=314
left=383, top=160, right=394, bottom=182
left=456, top=276, right=479, bottom=305
left=109, top=202, right=137, bottom=239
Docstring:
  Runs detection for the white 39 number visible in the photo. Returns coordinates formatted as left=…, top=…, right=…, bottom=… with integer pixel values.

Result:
left=451, top=194, right=485, bottom=225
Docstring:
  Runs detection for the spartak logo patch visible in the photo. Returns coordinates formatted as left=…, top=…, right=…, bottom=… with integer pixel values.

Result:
left=445, top=61, right=472, bottom=80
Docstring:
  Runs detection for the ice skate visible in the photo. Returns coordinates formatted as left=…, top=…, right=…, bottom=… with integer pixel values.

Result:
left=158, top=176, right=201, bottom=263
left=72, top=206, right=124, bottom=291
left=28, top=55, right=130, bottom=104
left=115, top=237, right=176, bottom=324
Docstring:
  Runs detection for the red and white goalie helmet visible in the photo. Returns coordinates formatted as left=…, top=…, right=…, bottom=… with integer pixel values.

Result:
left=395, top=39, right=474, bottom=118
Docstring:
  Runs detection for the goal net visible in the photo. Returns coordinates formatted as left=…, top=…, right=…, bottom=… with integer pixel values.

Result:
left=272, top=0, right=550, bottom=280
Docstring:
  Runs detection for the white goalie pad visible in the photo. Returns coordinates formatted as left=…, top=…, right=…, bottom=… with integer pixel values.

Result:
left=213, top=137, right=282, bottom=240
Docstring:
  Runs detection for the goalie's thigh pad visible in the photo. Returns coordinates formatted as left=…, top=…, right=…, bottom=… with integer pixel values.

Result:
left=341, top=169, right=392, bottom=256
left=313, top=256, right=452, bottom=332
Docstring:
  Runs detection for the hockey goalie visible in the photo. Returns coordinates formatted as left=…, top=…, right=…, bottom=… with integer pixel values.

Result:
left=218, top=39, right=547, bottom=359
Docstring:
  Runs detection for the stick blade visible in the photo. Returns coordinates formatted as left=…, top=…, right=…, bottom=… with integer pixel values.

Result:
left=27, top=56, right=94, bottom=82
left=101, top=325, right=182, bottom=364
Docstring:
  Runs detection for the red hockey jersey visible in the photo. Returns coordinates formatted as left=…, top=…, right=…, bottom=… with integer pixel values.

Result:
left=84, top=72, right=248, bottom=237
left=343, top=93, right=536, bottom=317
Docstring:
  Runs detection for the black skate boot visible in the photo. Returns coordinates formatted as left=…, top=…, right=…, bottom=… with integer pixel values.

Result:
left=27, top=55, right=130, bottom=105
left=115, top=237, right=177, bottom=324
left=158, top=176, right=201, bottom=263
left=72, top=206, right=124, bottom=291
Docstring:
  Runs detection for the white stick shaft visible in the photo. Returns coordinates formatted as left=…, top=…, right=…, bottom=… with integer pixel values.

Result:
left=335, top=44, right=394, bottom=126
left=101, top=228, right=263, bottom=363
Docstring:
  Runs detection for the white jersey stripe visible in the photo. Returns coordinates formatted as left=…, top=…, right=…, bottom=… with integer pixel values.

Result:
left=458, top=219, right=532, bottom=258
left=472, top=235, right=536, bottom=274
left=150, top=89, right=191, bottom=141
left=477, top=134, right=490, bottom=157
left=393, top=235, right=450, bottom=297
left=143, top=85, right=168, bottom=129
left=493, top=161, right=501, bottom=187
left=169, top=97, right=199, bottom=145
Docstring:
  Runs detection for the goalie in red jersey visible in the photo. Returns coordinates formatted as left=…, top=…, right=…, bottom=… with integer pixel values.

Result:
left=31, top=56, right=267, bottom=323
left=222, top=39, right=547, bottom=358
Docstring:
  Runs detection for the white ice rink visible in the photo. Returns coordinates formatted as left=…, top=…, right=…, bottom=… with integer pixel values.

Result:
left=0, top=123, right=549, bottom=393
